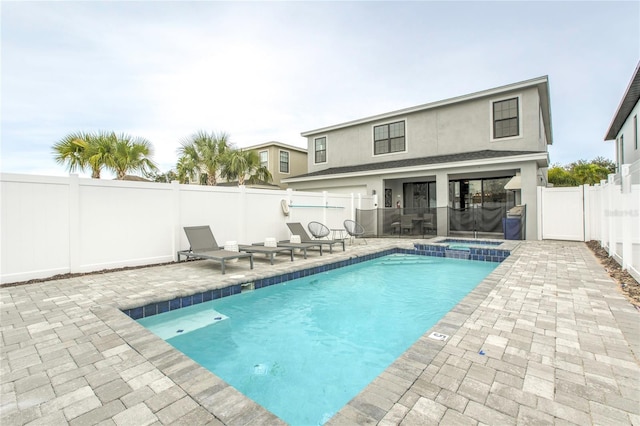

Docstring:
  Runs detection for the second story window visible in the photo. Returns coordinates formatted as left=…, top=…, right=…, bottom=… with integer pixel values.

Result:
left=280, top=151, right=289, bottom=173
left=315, top=137, right=327, bottom=163
left=493, top=98, right=519, bottom=138
left=259, top=151, right=268, bottom=168
left=374, top=121, right=405, bottom=155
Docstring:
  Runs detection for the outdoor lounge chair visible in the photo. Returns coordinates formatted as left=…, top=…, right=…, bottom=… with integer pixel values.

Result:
left=251, top=241, right=323, bottom=259
left=287, top=222, right=345, bottom=253
left=177, top=226, right=254, bottom=274
left=343, top=219, right=367, bottom=244
left=237, top=244, right=294, bottom=264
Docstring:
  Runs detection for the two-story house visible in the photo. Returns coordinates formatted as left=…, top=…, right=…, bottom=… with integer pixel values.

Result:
left=605, top=61, right=640, bottom=168
left=245, top=141, right=308, bottom=189
left=284, top=76, right=553, bottom=240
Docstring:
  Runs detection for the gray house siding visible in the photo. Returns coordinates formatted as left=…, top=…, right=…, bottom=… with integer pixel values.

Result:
left=304, top=85, right=548, bottom=174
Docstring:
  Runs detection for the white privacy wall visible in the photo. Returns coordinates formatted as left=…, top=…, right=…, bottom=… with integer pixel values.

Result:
left=1, top=173, right=373, bottom=284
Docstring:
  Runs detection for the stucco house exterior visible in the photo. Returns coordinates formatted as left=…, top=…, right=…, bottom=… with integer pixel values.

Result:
left=605, top=61, right=640, bottom=168
left=245, top=141, right=307, bottom=189
left=284, top=76, right=553, bottom=240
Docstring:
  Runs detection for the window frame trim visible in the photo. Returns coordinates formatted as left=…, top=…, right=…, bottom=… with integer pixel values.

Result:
left=313, top=135, right=328, bottom=165
left=371, top=118, right=408, bottom=157
left=490, top=94, right=523, bottom=142
left=278, top=149, right=290, bottom=175
left=258, top=150, right=269, bottom=170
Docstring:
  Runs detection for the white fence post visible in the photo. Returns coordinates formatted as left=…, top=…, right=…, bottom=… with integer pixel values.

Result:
left=607, top=174, right=616, bottom=257
left=238, top=185, right=247, bottom=244
left=582, top=185, right=590, bottom=241
left=621, top=165, right=632, bottom=270
left=69, top=174, right=80, bottom=273
left=286, top=188, right=293, bottom=223
left=172, top=180, right=181, bottom=261
left=536, top=186, right=543, bottom=240
left=599, top=179, right=608, bottom=251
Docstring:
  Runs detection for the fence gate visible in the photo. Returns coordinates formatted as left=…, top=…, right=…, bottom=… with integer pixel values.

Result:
left=538, top=186, right=585, bottom=241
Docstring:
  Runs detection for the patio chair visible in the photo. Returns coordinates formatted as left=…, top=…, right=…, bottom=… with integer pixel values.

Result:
left=252, top=240, right=323, bottom=259
left=287, top=222, right=345, bottom=253
left=343, top=219, right=367, bottom=244
left=237, top=244, right=294, bottom=265
left=392, top=215, right=416, bottom=235
left=421, top=213, right=435, bottom=236
left=177, top=226, right=254, bottom=274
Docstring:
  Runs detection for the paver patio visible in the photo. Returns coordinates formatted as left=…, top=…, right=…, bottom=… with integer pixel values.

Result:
left=1, top=239, right=638, bottom=425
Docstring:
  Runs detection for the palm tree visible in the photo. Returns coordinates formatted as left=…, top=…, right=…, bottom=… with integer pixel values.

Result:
left=52, top=131, right=105, bottom=178
left=220, top=149, right=272, bottom=186
left=53, top=131, right=157, bottom=179
left=177, top=131, right=230, bottom=185
left=105, top=133, right=158, bottom=180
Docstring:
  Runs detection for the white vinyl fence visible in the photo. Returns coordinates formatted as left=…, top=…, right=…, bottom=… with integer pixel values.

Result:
left=0, top=173, right=374, bottom=284
left=597, top=162, right=639, bottom=282
left=538, top=159, right=640, bottom=282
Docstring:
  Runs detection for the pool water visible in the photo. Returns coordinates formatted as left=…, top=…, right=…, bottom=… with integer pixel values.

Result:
left=138, top=254, right=497, bottom=425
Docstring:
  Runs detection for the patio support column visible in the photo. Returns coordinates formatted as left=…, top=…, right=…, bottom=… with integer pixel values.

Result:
left=435, top=170, right=449, bottom=236
left=520, top=163, right=538, bottom=240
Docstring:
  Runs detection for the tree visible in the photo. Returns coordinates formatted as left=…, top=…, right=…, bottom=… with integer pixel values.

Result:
left=177, top=131, right=230, bottom=185
left=548, top=157, right=614, bottom=187
left=146, top=169, right=179, bottom=183
left=53, top=131, right=158, bottom=179
left=220, top=149, right=272, bottom=186
left=548, top=164, right=577, bottom=187
left=570, top=161, right=611, bottom=185
left=106, top=133, right=158, bottom=180
left=52, top=131, right=110, bottom=178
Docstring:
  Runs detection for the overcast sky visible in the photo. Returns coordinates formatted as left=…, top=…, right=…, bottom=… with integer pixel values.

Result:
left=1, top=1, right=638, bottom=178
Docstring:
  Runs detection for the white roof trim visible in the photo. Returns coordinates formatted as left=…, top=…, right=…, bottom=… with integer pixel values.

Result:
left=244, top=141, right=307, bottom=154
left=301, top=76, right=549, bottom=137
left=283, top=152, right=548, bottom=183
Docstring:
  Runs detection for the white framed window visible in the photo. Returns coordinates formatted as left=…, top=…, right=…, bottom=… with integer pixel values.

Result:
left=279, top=150, right=290, bottom=174
left=259, top=150, right=268, bottom=168
left=490, top=95, right=522, bottom=141
left=314, top=136, right=327, bottom=164
left=373, top=120, right=406, bottom=155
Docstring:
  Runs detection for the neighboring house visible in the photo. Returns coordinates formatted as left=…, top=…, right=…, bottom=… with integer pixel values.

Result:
left=284, top=76, right=553, bottom=240
left=245, top=141, right=308, bottom=189
left=605, top=61, right=640, bottom=168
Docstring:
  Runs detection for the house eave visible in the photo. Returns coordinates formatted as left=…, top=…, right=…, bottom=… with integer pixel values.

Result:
left=283, top=152, right=549, bottom=184
left=604, top=61, right=640, bottom=141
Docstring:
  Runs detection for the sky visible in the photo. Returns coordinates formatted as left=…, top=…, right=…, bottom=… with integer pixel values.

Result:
left=1, top=1, right=639, bottom=178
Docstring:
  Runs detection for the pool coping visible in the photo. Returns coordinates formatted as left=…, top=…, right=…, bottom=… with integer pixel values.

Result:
left=94, top=240, right=520, bottom=425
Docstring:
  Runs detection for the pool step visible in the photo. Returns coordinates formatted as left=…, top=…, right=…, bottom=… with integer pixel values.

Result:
left=145, top=309, right=229, bottom=339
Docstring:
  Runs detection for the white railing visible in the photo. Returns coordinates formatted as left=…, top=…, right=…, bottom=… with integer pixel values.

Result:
left=597, top=160, right=640, bottom=282
left=0, top=173, right=374, bottom=284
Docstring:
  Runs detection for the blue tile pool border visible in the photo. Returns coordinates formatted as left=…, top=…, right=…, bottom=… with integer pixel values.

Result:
left=122, top=245, right=510, bottom=320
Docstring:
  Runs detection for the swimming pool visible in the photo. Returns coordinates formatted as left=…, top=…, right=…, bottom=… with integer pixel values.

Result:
left=138, top=254, right=497, bottom=425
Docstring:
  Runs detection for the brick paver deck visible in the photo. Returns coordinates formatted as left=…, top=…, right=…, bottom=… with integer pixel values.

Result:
left=1, top=240, right=638, bottom=425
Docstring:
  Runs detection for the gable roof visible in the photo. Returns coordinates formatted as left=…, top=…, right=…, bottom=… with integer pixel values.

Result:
left=244, top=141, right=307, bottom=154
left=284, top=150, right=547, bottom=182
left=301, top=76, right=553, bottom=145
left=605, top=61, right=640, bottom=141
